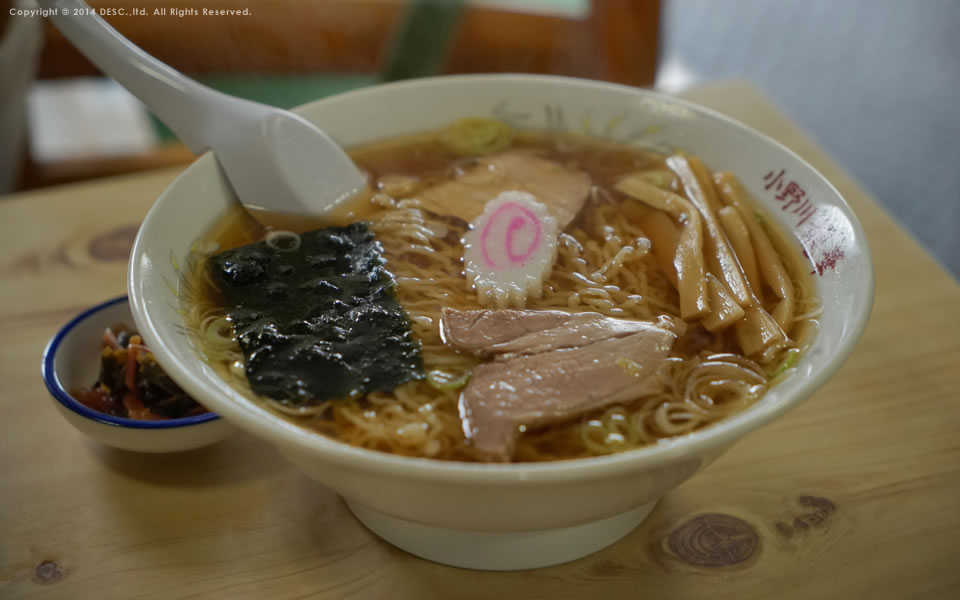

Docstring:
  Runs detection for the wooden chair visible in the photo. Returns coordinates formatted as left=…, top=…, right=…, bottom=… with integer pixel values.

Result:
left=23, top=0, right=661, bottom=189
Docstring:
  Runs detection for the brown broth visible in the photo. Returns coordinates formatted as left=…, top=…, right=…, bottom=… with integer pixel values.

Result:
left=186, top=128, right=818, bottom=462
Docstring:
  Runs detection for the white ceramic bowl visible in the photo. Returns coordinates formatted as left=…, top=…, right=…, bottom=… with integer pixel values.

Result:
left=128, top=75, right=874, bottom=570
left=42, top=296, right=235, bottom=452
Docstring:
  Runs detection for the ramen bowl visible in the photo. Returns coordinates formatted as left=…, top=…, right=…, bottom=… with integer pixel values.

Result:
left=129, top=75, right=873, bottom=570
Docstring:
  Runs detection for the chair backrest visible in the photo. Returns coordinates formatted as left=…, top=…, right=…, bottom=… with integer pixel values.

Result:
left=38, top=0, right=661, bottom=85
left=24, top=0, right=661, bottom=189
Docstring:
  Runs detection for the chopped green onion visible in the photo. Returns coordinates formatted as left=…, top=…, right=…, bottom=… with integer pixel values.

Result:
left=426, top=369, right=471, bottom=391
left=616, top=357, right=643, bottom=377
left=441, top=117, right=514, bottom=156
left=770, top=348, right=800, bottom=378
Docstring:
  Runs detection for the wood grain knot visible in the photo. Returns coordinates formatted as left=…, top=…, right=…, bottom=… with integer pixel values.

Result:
left=668, top=513, right=758, bottom=567
left=88, top=225, right=138, bottom=262
left=798, top=495, right=836, bottom=514
left=794, top=495, right=836, bottom=530
left=776, top=495, right=837, bottom=537
left=33, top=560, right=64, bottom=584
left=775, top=521, right=794, bottom=538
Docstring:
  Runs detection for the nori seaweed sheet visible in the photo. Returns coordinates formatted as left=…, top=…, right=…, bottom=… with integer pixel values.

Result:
left=207, top=223, right=422, bottom=406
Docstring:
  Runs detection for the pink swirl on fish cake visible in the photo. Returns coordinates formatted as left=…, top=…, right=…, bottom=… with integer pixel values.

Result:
left=479, top=201, right=543, bottom=270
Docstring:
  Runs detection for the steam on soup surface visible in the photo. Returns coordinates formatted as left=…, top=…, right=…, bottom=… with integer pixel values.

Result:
left=183, top=119, right=819, bottom=463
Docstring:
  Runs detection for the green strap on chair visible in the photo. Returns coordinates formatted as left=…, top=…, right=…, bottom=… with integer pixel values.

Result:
left=381, top=0, right=466, bottom=82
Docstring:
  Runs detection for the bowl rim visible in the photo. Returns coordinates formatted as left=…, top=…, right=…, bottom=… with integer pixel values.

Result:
left=129, top=73, right=874, bottom=481
left=42, top=295, right=221, bottom=429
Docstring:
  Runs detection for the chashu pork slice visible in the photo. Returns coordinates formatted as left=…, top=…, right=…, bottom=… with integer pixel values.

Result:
left=414, top=150, right=591, bottom=228
left=459, top=324, right=677, bottom=461
left=440, top=308, right=575, bottom=354
left=441, top=307, right=684, bottom=358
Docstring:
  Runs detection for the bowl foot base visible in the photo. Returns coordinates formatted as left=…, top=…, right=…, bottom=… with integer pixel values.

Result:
left=345, top=499, right=658, bottom=571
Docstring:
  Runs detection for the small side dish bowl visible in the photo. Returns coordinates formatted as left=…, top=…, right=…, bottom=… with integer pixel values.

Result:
left=129, top=75, right=874, bottom=570
left=42, top=296, right=234, bottom=453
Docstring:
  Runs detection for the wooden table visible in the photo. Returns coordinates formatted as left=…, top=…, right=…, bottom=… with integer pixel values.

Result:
left=2, top=82, right=958, bottom=599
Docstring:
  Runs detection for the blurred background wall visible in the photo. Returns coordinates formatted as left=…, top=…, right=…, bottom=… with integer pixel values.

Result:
left=660, top=0, right=960, bottom=277
left=2, top=0, right=957, bottom=277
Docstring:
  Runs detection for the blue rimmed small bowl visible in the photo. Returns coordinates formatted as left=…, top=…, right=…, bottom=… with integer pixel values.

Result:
left=42, top=295, right=234, bottom=453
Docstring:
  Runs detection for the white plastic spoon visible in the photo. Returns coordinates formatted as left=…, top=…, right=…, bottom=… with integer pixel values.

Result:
left=37, top=0, right=367, bottom=218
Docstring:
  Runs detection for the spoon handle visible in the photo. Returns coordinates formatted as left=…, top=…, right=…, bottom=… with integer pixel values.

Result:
left=36, top=0, right=261, bottom=154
